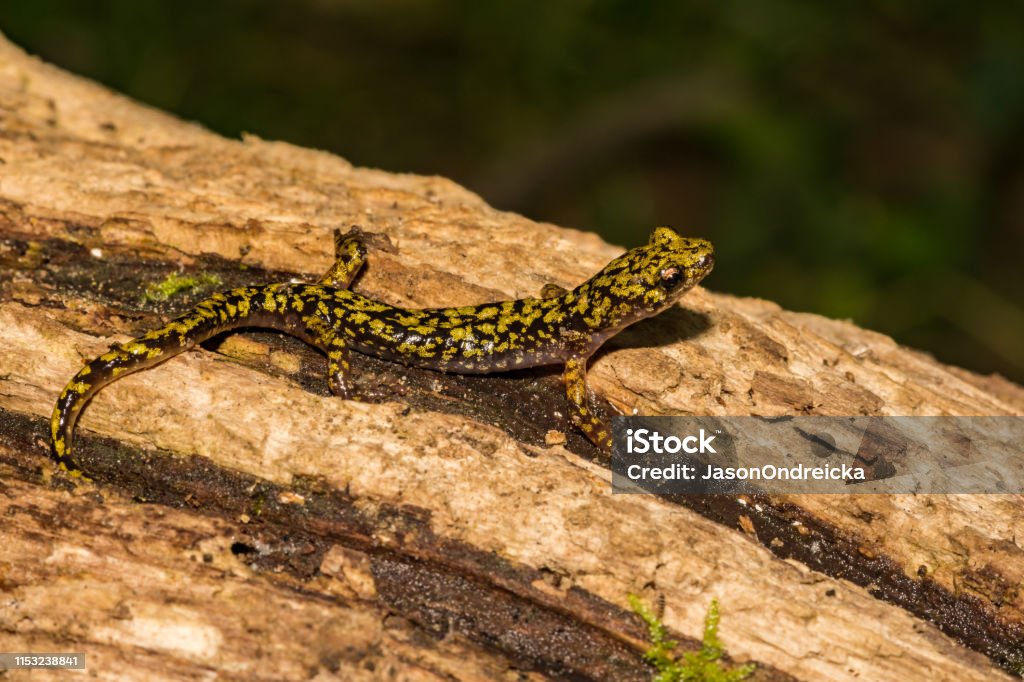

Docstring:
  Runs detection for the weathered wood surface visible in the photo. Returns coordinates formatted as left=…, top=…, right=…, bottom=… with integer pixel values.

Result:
left=1, top=33, right=1022, bottom=681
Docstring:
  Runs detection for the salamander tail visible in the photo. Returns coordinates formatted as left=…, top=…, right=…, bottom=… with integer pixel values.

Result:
left=50, top=286, right=265, bottom=473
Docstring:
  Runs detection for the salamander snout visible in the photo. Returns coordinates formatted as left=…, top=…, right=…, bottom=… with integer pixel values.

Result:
left=684, top=242, right=715, bottom=284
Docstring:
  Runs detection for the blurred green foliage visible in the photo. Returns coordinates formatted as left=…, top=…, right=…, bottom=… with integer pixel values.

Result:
left=2, top=0, right=1022, bottom=382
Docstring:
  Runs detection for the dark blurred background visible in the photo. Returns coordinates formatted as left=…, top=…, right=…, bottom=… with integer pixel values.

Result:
left=2, top=1, right=1022, bottom=383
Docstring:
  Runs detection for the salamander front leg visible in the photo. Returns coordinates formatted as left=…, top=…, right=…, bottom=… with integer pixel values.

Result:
left=540, top=283, right=569, bottom=298
left=326, top=336, right=354, bottom=399
left=562, top=356, right=613, bottom=451
left=318, top=227, right=368, bottom=289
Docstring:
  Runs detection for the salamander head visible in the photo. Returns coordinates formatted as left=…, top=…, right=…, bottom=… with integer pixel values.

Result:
left=573, top=226, right=714, bottom=330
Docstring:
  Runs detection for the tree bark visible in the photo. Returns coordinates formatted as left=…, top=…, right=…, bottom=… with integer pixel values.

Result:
left=1, top=33, right=1022, bottom=681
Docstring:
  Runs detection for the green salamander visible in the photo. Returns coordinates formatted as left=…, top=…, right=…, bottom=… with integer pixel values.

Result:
left=51, top=226, right=714, bottom=473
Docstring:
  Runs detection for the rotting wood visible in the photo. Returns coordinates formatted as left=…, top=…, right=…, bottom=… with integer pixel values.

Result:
left=1, top=33, right=1023, bottom=681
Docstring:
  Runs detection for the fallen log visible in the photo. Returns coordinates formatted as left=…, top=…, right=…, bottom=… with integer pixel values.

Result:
left=0, top=33, right=1021, bottom=681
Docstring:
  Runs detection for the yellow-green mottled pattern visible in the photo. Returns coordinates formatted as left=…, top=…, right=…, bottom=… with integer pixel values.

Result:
left=51, top=226, right=713, bottom=472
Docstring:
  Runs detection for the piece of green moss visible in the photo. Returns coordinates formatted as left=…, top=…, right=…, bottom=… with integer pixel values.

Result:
left=629, top=595, right=756, bottom=682
left=142, top=272, right=222, bottom=303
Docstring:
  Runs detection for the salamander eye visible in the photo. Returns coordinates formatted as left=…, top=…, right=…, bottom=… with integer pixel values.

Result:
left=660, top=267, right=684, bottom=289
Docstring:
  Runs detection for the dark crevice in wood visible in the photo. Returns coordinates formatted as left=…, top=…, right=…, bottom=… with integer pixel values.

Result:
left=676, top=494, right=1024, bottom=675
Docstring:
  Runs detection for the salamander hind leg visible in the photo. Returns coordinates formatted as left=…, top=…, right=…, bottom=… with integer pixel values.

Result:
left=326, top=336, right=354, bottom=399
left=318, top=228, right=368, bottom=289
left=562, top=356, right=613, bottom=451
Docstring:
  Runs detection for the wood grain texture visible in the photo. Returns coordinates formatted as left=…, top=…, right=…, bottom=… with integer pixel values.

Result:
left=1, top=33, right=1022, bottom=681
